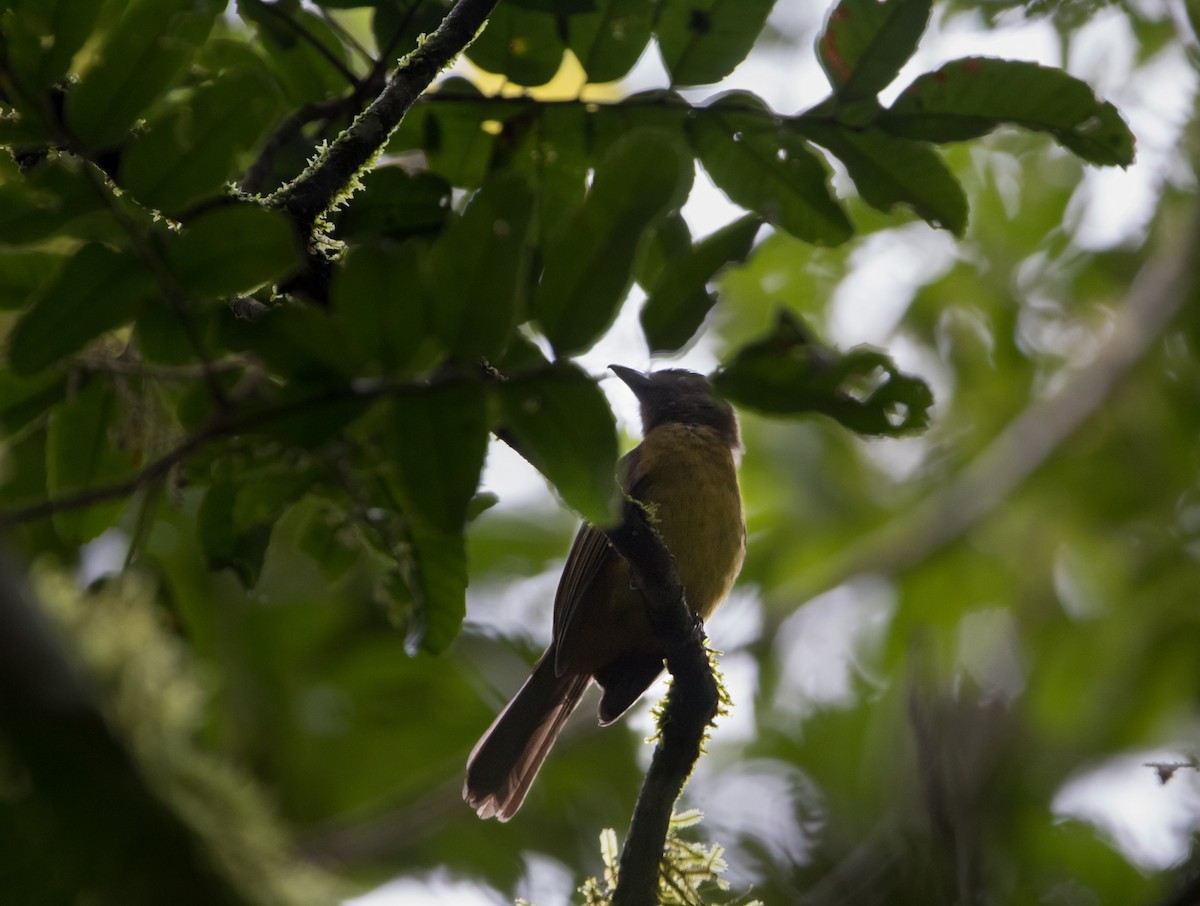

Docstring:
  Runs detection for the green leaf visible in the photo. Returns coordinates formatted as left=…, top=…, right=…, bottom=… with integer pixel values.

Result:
left=332, top=241, right=430, bottom=373
left=568, top=0, right=654, bottom=84
left=2, top=0, right=106, bottom=93
left=0, top=251, right=63, bottom=310
left=496, top=364, right=620, bottom=525
left=634, top=212, right=692, bottom=290
left=240, top=1, right=351, bottom=104
left=713, top=309, right=933, bottom=436
left=882, top=57, right=1135, bottom=166
left=165, top=204, right=301, bottom=297
left=335, top=168, right=451, bottom=240
left=386, top=381, right=489, bottom=534
left=426, top=172, right=536, bottom=360
left=0, top=370, right=65, bottom=433
left=9, top=244, right=153, bottom=376
left=0, top=157, right=107, bottom=246
left=690, top=92, right=852, bottom=246
left=641, top=215, right=761, bottom=353
left=466, top=4, right=565, bottom=87
left=46, top=381, right=133, bottom=543
left=388, top=79, right=503, bottom=189
left=656, top=0, right=775, bottom=87
left=801, top=122, right=967, bottom=234
left=404, top=523, right=468, bottom=654
left=817, top=0, right=932, bottom=101
left=298, top=505, right=360, bottom=581
left=119, top=65, right=284, bottom=213
left=65, top=0, right=223, bottom=149
left=533, top=129, right=691, bottom=356
left=198, top=481, right=274, bottom=587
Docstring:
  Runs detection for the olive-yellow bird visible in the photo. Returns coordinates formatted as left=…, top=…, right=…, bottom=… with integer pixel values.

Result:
left=464, top=365, right=745, bottom=821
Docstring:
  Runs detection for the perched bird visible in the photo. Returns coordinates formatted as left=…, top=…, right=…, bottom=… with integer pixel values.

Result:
left=464, top=365, right=745, bottom=821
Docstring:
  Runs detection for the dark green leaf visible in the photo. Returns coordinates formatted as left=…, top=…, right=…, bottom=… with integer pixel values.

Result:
left=568, top=0, right=654, bottom=84
left=198, top=481, right=274, bottom=587
left=65, top=0, right=223, bottom=149
left=9, top=244, right=152, bottom=376
left=426, top=172, right=536, bottom=360
left=514, top=105, right=590, bottom=244
left=298, top=504, right=360, bottom=580
left=497, top=364, right=620, bottom=525
left=533, top=129, right=691, bottom=355
left=690, top=92, right=852, bottom=245
left=387, top=381, right=489, bottom=534
left=335, top=168, right=452, bottom=240
left=0, top=251, right=63, bottom=310
left=0, top=370, right=66, bottom=433
left=332, top=241, right=431, bottom=373
left=46, top=380, right=133, bottom=542
left=466, top=4, right=565, bottom=87
left=240, top=2, right=351, bottom=104
left=388, top=79, right=504, bottom=188
left=2, top=0, right=105, bottom=93
left=119, top=65, right=284, bottom=213
left=817, top=0, right=931, bottom=101
left=656, top=0, right=775, bottom=87
left=0, top=157, right=107, bottom=246
left=883, top=57, right=1135, bottom=166
left=641, top=215, right=761, bottom=353
left=714, top=309, right=933, bottom=436
left=634, top=212, right=692, bottom=290
left=233, top=471, right=316, bottom=531
left=801, top=122, right=967, bottom=234
left=164, top=204, right=301, bottom=297
left=404, top=523, right=468, bottom=654
left=372, top=1, right=454, bottom=67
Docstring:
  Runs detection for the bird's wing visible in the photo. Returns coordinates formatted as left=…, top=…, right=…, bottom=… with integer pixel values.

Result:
left=550, top=447, right=650, bottom=674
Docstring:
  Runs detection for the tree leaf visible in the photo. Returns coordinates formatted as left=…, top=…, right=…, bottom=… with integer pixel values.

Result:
left=496, top=364, right=620, bottom=526
left=817, top=0, right=932, bottom=101
left=713, top=309, right=933, bottom=436
left=533, top=129, right=691, bottom=356
left=801, top=122, right=967, bottom=234
left=2, top=0, right=106, bottom=94
left=335, top=168, right=452, bottom=240
left=882, top=57, right=1135, bottom=166
left=9, top=244, right=152, bottom=376
left=65, top=0, right=224, bottom=149
left=690, top=92, right=852, bottom=246
left=567, top=0, right=654, bottom=84
left=119, top=64, right=284, bottom=213
left=0, top=251, right=64, bottom=310
left=426, top=172, right=536, bottom=360
left=404, top=523, right=468, bottom=654
left=46, top=380, right=133, bottom=543
left=0, top=157, right=107, bottom=246
left=641, top=215, right=761, bottom=353
left=656, top=0, right=775, bottom=87
left=198, top=481, right=274, bottom=587
left=386, top=381, right=489, bottom=534
left=466, top=4, right=565, bottom=87
left=164, top=204, right=301, bottom=297
left=332, top=241, right=431, bottom=373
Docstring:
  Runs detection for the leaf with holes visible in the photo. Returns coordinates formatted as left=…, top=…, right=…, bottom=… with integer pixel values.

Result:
left=656, top=0, right=775, bottom=87
left=714, top=309, right=933, bottom=436
left=817, top=0, right=932, bottom=101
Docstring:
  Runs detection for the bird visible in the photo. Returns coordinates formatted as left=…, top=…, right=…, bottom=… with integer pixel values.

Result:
left=464, top=364, right=745, bottom=821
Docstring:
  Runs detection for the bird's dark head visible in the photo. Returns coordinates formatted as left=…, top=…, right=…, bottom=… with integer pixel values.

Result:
left=610, top=365, right=740, bottom=449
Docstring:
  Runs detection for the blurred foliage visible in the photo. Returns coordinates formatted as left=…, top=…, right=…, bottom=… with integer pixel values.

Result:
left=0, top=0, right=1194, bottom=904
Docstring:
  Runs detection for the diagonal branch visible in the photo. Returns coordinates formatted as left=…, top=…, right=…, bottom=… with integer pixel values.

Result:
left=271, top=0, right=499, bottom=233
left=606, top=499, right=722, bottom=906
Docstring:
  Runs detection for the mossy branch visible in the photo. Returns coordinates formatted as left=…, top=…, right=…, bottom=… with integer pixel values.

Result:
left=270, top=0, right=499, bottom=233
left=604, top=498, right=723, bottom=906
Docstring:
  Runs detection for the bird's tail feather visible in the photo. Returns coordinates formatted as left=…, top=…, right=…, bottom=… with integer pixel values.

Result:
left=464, top=654, right=590, bottom=821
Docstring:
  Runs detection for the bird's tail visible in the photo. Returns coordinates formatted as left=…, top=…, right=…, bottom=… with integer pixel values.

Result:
left=464, top=653, right=591, bottom=821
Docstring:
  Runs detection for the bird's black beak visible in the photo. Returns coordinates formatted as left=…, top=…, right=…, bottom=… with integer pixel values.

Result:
left=609, top=364, right=652, bottom=398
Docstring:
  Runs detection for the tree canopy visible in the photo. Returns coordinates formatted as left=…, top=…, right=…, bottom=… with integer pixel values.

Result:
left=1, top=0, right=1197, bottom=904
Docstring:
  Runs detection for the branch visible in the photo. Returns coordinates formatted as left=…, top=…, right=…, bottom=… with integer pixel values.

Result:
left=271, top=0, right=499, bottom=233
left=606, top=499, right=722, bottom=906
